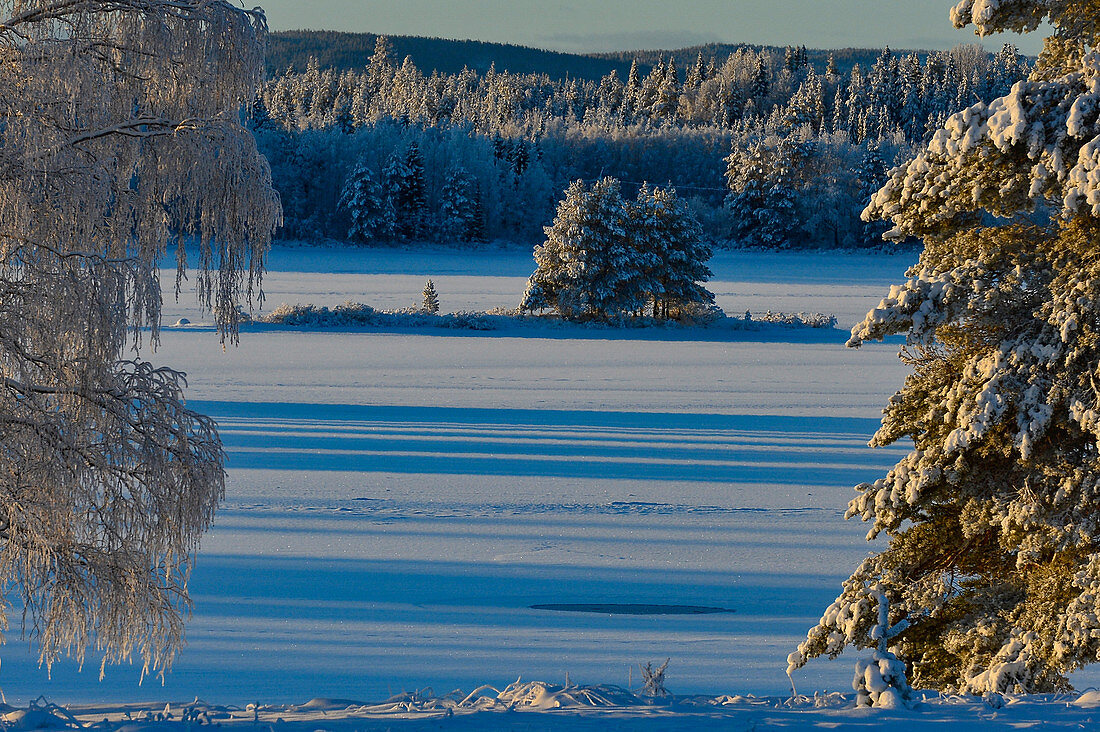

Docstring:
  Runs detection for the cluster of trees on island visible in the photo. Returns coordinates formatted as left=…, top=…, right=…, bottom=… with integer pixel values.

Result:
left=520, top=178, right=713, bottom=321
left=254, top=38, right=1029, bottom=248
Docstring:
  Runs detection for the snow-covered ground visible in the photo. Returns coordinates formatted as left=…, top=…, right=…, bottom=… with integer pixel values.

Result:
left=9, top=244, right=1100, bottom=729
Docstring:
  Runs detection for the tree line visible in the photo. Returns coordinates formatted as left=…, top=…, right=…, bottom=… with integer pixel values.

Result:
left=254, top=38, right=1028, bottom=248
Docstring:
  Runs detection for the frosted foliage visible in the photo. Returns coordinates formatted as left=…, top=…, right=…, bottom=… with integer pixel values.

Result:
left=796, top=2, right=1100, bottom=694
left=951, top=0, right=1100, bottom=58
left=527, top=178, right=648, bottom=321
left=0, top=1, right=280, bottom=679
left=851, top=591, right=911, bottom=708
left=821, top=223, right=1100, bottom=690
left=789, top=559, right=883, bottom=670
left=965, top=630, right=1046, bottom=693
left=868, top=63, right=1100, bottom=239
left=951, top=0, right=1049, bottom=36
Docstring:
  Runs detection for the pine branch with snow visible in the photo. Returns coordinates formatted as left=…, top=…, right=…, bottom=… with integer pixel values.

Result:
left=795, top=0, right=1100, bottom=695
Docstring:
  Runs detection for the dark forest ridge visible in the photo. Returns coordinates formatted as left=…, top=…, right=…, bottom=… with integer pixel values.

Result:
left=267, top=30, right=926, bottom=82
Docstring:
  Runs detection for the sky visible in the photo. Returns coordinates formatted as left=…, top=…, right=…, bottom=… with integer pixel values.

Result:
left=254, top=0, right=1043, bottom=55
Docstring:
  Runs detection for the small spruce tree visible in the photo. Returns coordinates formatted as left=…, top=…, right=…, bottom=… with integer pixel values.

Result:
left=422, top=279, right=440, bottom=314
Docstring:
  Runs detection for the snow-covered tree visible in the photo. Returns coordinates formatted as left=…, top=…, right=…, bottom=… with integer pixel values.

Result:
left=790, top=0, right=1100, bottom=694
left=438, top=166, right=480, bottom=243
left=633, top=184, right=714, bottom=319
left=526, top=178, right=647, bottom=320
left=847, top=589, right=912, bottom=708
left=0, top=0, right=279, bottom=680
left=384, top=142, right=428, bottom=240
left=853, top=144, right=889, bottom=247
left=750, top=56, right=771, bottom=103
left=652, top=58, right=680, bottom=120
left=339, top=160, right=393, bottom=244
left=422, top=279, right=440, bottom=313
left=784, top=67, right=826, bottom=131
left=726, top=135, right=815, bottom=249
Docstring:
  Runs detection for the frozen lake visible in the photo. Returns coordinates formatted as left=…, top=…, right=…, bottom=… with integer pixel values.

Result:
left=5, top=246, right=927, bottom=704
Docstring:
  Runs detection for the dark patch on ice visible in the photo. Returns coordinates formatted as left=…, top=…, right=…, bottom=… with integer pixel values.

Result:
left=530, top=603, right=734, bottom=615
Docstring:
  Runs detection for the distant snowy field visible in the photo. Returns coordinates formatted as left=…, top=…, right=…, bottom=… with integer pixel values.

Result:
left=8, top=245, right=1100, bottom=729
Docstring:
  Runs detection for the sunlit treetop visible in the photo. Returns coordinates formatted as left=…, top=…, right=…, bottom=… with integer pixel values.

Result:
left=952, top=0, right=1100, bottom=75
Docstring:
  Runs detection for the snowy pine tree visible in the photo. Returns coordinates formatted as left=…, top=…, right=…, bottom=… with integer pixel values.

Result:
left=726, top=135, right=813, bottom=249
left=633, top=184, right=715, bottom=319
left=784, top=66, right=826, bottom=131
left=790, top=0, right=1100, bottom=694
left=421, top=279, right=440, bottom=313
left=750, top=56, right=770, bottom=102
left=384, top=142, right=428, bottom=241
left=847, top=589, right=912, bottom=708
left=854, top=143, right=889, bottom=247
left=439, top=167, right=479, bottom=243
left=526, top=178, right=647, bottom=321
left=339, top=160, right=393, bottom=244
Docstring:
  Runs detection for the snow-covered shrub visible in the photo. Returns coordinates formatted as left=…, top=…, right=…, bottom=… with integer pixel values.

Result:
left=753, top=311, right=837, bottom=328
left=639, top=659, right=670, bottom=698
left=261, top=302, right=498, bottom=331
left=261, top=302, right=381, bottom=327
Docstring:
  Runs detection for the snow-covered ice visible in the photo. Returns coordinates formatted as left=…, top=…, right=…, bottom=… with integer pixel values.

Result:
left=8, top=245, right=1100, bottom=728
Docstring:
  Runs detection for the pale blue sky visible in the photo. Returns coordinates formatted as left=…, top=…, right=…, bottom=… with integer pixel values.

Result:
left=254, top=1, right=1042, bottom=54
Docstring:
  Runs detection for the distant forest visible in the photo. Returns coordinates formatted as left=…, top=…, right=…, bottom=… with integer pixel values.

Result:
left=266, top=30, right=897, bottom=81
left=255, top=33, right=1028, bottom=249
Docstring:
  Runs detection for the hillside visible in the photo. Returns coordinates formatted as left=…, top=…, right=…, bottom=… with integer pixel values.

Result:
left=266, top=30, right=922, bottom=81
left=266, top=30, right=642, bottom=81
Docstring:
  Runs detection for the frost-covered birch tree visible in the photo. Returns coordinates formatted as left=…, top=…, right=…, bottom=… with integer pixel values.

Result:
left=790, top=0, right=1100, bottom=695
left=0, top=0, right=279, bottom=680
